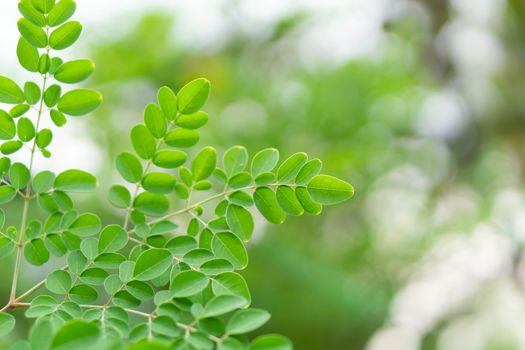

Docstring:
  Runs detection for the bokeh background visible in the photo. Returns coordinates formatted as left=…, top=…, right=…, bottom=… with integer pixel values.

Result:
left=1, top=0, right=525, bottom=349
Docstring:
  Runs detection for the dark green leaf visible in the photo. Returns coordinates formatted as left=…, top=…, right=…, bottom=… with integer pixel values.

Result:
left=24, top=238, right=49, bottom=265
left=171, top=270, right=209, bottom=298
left=295, top=187, right=322, bottom=215
left=249, top=334, right=292, bottom=350
left=51, top=320, right=100, bottom=350
left=212, top=232, right=248, bottom=270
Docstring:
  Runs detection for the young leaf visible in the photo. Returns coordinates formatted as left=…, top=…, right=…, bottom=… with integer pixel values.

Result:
left=54, top=59, right=95, bottom=83
left=23, top=82, right=40, bottom=105
left=212, top=232, right=248, bottom=270
left=0, top=76, right=25, bottom=104
left=152, top=150, right=187, bottom=169
left=307, top=175, right=354, bottom=205
left=32, top=170, right=55, bottom=193
left=144, top=103, right=166, bottom=138
left=108, top=185, right=131, bottom=209
left=295, top=187, right=322, bottom=215
left=48, top=0, right=76, bottom=27
left=116, top=152, right=143, bottom=183
left=68, top=284, right=98, bottom=303
left=54, top=169, right=97, bottom=192
left=133, top=192, right=169, bottom=217
left=0, top=186, right=17, bottom=205
left=177, top=78, right=210, bottom=114
left=227, top=309, right=271, bottom=335
left=295, top=158, right=322, bottom=185
left=30, top=0, right=55, bottom=14
left=192, top=147, right=216, bottom=181
left=17, top=117, right=36, bottom=141
left=17, top=37, right=39, bottom=72
left=17, top=18, right=47, bottom=48
left=9, top=162, right=30, bottom=189
left=36, top=128, right=53, bottom=148
left=57, top=89, right=102, bottom=116
left=251, top=148, right=279, bottom=177
left=0, top=312, right=15, bottom=337
left=253, top=187, right=286, bottom=224
left=164, top=128, right=200, bottom=148
left=18, top=1, right=46, bottom=27
left=157, top=86, right=177, bottom=120
left=175, top=111, right=208, bottom=129
left=170, top=270, right=209, bottom=298
left=133, top=248, right=172, bottom=281
left=49, top=21, right=82, bottom=50
left=0, top=111, right=16, bottom=140
left=142, top=172, right=176, bottom=194
left=44, top=84, right=62, bottom=107
left=130, top=124, right=156, bottom=160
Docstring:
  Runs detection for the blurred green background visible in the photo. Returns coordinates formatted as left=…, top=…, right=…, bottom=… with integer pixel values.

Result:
left=2, top=0, right=525, bottom=349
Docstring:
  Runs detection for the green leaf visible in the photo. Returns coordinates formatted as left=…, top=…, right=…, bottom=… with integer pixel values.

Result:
left=0, top=312, right=15, bottom=337
left=68, top=284, right=98, bottom=303
left=277, top=152, right=307, bottom=183
left=133, top=192, right=169, bottom=217
left=17, top=37, right=39, bottom=72
left=9, top=104, right=30, bottom=118
left=0, top=111, right=16, bottom=140
left=192, top=147, right=216, bottom=181
left=228, top=172, right=252, bottom=189
left=1, top=141, right=23, bottom=155
left=108, top=185, right=131, bottom=209
left=226, top=204, right=254, bottom=241
left=171, top=270, right=209, bottom=298
left=50, top=109, right=66, bottom=126
left=128, top=340, right=170, bottom=350
left=134, top=248, right=172, bottom=281
left=58, top=89, right=102, bottom=116
left=0, top=237, right=15, bottom=259
left=116, top=152, right=143, bottom=183
left=80, top=238, right=98, bottom=260
left=24, top=238, right=49, bottom=265
left=38, top=53, right=51, bottom=74
left=166, top=235, right=197, bottom=257
left=36, top=128, right=53, bottom=148
left=157, top=86, right=177, bottom=120
left=68, top=213, right=101, bottom=237
left=144, top=103, right=166, bottom=138
left=18, top=1, right=44, bottom=26
left=45, top=270, right=71, bottom=294
left=30, top=0, right=55, bottom=13
left=152, top=150, right=187, bottom=169
left=223, top=146, right=249, bottom=177
left=0, top=76, right=25, bottom=104
left=212, top=232, right=248, bottom=270
left=307, top=175, right=354, bottom=205
left=94, top=252, right=125, bottom=269
left=67, top=250, right=87, bottom=274
left=218, top=338, right=244, bottom=350
left=276, top=185, right=304, bottom=216
left=200, top=259, right=234, bottom=275
left=127, top=280, right=154, bottom=300
left=204, top=295, right=247, bottom=318
left=295, top=187, right=322, bottom=215
left=177, top=78, right=210, bottom=114
left=23, top=82, right=40, bottom=105
left=49, top=21, right=82, bottom=50
left=130, top=124, right=156, bottom=160
left=44, top=84, right=62, bottom=107
left=48, top=0, right=76, bottom=27
left=249, top=335, right=292, bottom=350
left=54, top=169, right=97, bottom=192
left=32, top=170, right=55, bottom=193
left=164, top=128, right=200, bottom=148
left=142, top=172, right=176, bottom=194
left=175, top=111, right=208, bottom=129
left=52, top=320, right=100, bottom=350
left=295, top=158, right=322, bottom=185
left=151, top=315, right=181, bottom=337
left=227, top=309, right=271, bottom=335
left=251, top=148, right=279, bottom=177
left=253, top=187, right=286, bottom=224
left=212, top=272, right=251, bottom=304
left=17, top=117, right=35, bottom=141
left=9, top=163, right=30, bottom=189
left=17, top=18, right=47, bottom=48
left=98, top=225, right=127, bottom=253
left=80, top=267, right=108, bottom=285
left=54, top=59, right=95, bottom=83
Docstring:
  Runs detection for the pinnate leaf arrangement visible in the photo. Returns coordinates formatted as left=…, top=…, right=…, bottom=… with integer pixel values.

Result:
left=0, top=1, right=354, bottom=349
